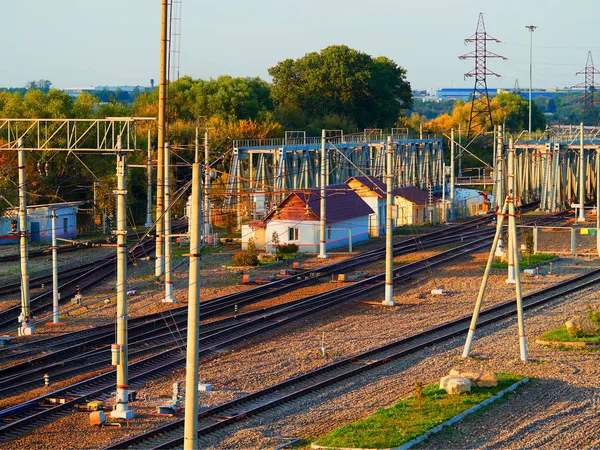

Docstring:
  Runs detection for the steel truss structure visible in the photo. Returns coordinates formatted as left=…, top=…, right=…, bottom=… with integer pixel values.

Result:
left=227, top=131, right=444, bottom=213
left=0, top=118, right=151, bottom=152
left=495, top=128, right=600, bottom=212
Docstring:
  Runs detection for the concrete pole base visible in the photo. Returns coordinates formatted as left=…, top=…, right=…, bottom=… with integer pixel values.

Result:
left=577, top=217, right=586, bottom=222
left=110, top=408, right=134, bottom=420
left=317, top=254, right=328, bottom=259
left=505, top=278, right=516, bottom=284
left=144, top=221, right=153, bottom=228
left=381, top=299, right=396, bottom=307
left=18, top=324, right=34, bottom=336
left=162, top=295, right=177, bottom=303
left=519, top=336, right=528, bottom=361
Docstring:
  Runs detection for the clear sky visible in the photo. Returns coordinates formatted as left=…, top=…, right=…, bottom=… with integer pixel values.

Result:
left=2, top=0, right=600, bottom=91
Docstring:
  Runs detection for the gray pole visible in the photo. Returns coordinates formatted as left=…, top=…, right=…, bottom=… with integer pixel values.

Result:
left=183, top=163, right=201, bottom=450
left=526, top=25, right=537, bottom=135
left=163, top=143, right=176, bottom=303
left=383, top=136, right=395, bottom=306
left=450, top=128, right=455, bottom=221
left=506, top=136, right=516, bottom=284
left=458, top=123, right=462, bottom=176
left=204, top=129, right=211, bottom=237
left=318, top=130, right=327, bottom=259
left=579, top=122, right=586, bottom=222
left=194, top=127, right=199, bottom=164
left=462, top=197, right=508, bottom=357
left=111, top=143, right=134, bottom=419
left=93, top=180, right=97, bottom=233
left=51, top=210, right=59, bottom=324
left=17, top=138, right=33, bottom=336
left=508, top=139, right=528, bottom=361
left=145, top=128, right=153, bottom=228
left=155, top=0, right=168, bottom=277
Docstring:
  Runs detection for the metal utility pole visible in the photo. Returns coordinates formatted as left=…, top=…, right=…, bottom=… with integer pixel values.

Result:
left=155, top=0, right=169, bottom=277
left=163, top=143, right=176, bottom=303
left=17, top=138, right=33, bottom=336
left=383, top=136, right=395, bottom=307
left=507, top=138, right=528, bottom=361
left=506, top=136, right=516, bottom=284
left=93, top=180, right=97, bottom=233
left=318, top=130, right=327, bottom=259
left=579, top=122, right=586, bottom=222
left=194, top=127, right=199, bottom=164
left=145, top=128, right=153, bottom=228
left=111, top=144, right=134, bottom=419
left=204, top=129, right=211, bottom=237
left=459, top=13, right=507, bottom=136
left=450, top=128, right=456, bottom=221
left=525, top=25, right=537, bottom=134
left=458, top=123, right=462, bottom=176
left=573, top=51, right=600, bottom=127
left=183, top=163, right=201, bottom=449
left=51, top=210, right=59, bottom=324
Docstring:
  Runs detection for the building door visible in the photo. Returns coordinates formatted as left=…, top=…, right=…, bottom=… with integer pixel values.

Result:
left=30, top=222, right=40, bottom=242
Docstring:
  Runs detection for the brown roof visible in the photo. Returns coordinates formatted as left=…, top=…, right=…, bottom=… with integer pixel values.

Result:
left=246, top=220, right=266, bottom=229
left=393, top=186, right=438, bottom=205
left=345, top=175, right=386, bottom=198
left=264, top=184, right=374, bottom=224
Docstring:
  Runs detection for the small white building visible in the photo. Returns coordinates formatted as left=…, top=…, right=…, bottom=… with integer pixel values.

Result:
left=242, top=184, right=373, bottom=253
left=345, top=176, right=387, bottom=237
left=0, top=202, right=82, bottom=244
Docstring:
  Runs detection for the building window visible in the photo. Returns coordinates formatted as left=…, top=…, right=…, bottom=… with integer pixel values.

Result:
left=327, top=226, right=332, bottom=240
left=63, top=217, right=68, bottom=233
left=288, top=227, right=299, bottom=241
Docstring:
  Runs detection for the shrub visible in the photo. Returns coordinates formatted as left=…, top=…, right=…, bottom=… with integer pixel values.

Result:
left=231, top=251, right=258, bottom=266
left=278, top=243, right=299, bottom=254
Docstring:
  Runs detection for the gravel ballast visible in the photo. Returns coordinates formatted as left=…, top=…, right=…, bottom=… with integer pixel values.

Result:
left=3, top=249, right=600, bottom=449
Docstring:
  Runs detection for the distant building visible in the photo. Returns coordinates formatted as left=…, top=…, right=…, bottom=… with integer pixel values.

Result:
left=63, top=82, right=155, bottom=99
left=434, top=87, right=578, bottom=102
left=0, top=202, right=83, bottom=244
left=241, top=185, right=373, bottom=253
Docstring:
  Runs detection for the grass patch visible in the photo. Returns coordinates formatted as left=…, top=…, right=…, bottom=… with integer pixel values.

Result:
left=490, top=253, right=556, bottom=269
left=313, top=373, right=524, bottom=449
left=539, top=326, right=600, bottom=343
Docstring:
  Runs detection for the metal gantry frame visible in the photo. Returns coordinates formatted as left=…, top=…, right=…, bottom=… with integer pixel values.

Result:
left=0, top=117, right=153, bottom=421
left=227, top=133, right=444, bottom=219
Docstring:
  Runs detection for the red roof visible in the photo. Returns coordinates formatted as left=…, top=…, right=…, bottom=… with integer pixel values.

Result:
left=264, top=184, right=374, bottom=224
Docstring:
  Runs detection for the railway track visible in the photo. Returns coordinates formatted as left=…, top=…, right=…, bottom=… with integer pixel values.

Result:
left=0, top=223, right=187, bottom=333
left=0, top=207, right=570, bottom=443
left=0, top=217, right=505, bottom=370
left=108, top=265, right=600, bottom=449
left=0, top=214, right=573, bottom=444
left=0, top=236, right=499, bottom=442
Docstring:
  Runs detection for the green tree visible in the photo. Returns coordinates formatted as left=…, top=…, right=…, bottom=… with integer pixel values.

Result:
left=269, top=45, right=412, bottom=130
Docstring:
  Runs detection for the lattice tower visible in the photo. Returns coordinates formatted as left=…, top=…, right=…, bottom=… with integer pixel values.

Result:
left=573, top=51, right=600, bottom=127
left=459, top=13, right=507, bottom=137
left=513, top=79, right=521, bottom=94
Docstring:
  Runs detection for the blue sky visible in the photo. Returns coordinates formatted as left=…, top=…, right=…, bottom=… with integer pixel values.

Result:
left=2, top=0, right=600, bottom=91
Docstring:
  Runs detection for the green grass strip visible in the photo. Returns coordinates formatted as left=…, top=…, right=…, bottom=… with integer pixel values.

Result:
left=490, top=253, right=556, bottom=270
left=314, top=373, right=524, bottom=449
